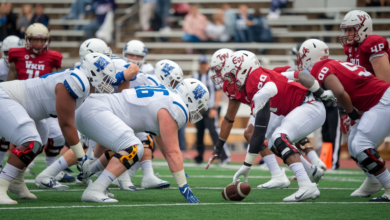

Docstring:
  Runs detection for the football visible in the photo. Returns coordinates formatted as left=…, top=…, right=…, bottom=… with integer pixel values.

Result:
left=222, top=181, right=251, bottom=201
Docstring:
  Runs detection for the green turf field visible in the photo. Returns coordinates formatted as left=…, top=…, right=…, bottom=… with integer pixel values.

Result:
left=1, top=155, right=388, bottom=220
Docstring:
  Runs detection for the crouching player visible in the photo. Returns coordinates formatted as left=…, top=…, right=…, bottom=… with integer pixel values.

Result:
left=75, top=78, right=209, bottom=203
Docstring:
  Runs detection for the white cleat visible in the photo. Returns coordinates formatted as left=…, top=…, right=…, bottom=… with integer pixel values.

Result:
left=35, top=174, right=69, bottom=190
left=283, top=181, right=320, bottom=202
left=0, top=178, right=18, bottom=204
left=311, top=158, right=327, bottom=171
left=141, top=174, right=170, bottom=189
left=112, top=173, right=140, bottom=191
left=257, top=169, right=290, bottom=189
left=82, top=180, right=118, bottom=203
left=9, top=169, right=37, bottom=200
left=306, top=165, right=324, bottom=183
left=105, top=188, right=115, bottom=198
left=351, top=177, right=383, bottom=197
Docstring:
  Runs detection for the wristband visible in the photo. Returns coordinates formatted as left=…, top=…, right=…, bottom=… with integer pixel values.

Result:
left=172, top=169, right=187, bottom=187
left=244, top=153, right=257, bottom=165
left=70, top=142, right=85, bottom=159
left=215, top=138, right=226, bottom=150
left=348, top=108, right=360, bottom=121
left=224, top=116, right=234, bottom=123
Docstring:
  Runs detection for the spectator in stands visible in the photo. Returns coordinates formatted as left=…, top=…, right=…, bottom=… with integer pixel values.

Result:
left=267, top=0, right=288, bottom=20
left=63, top=0, right=92, bottom=30
left=366, top=0, right=386, bottom=6
left=250, top=7, right=273, bottom=43
left=0, top=2, right=17, bottom=41
left=155, top=0, right=171, bottom=32
left=235, top=4, right=254, bottom=43
left=182, top=4, right=208, bottom=42
left=17, top=4, right=34, bottom=38
left=30, top=4, right=49, bottom=27
left=206, top=10, right=229, bottom=42
left=140, top=0, right=156, bottom=31
left=192, top=55, right=229, bottom=164
left=83, top=0, right=116, bottom=39
left=222, top=3, right=236, bottom=41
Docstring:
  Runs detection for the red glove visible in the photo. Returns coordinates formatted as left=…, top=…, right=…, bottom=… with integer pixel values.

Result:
left=340, top=115, right=356, bottom=134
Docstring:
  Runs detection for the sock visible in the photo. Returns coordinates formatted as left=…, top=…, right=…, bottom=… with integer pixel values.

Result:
left=262, top=154, right=282, bottom=176
left=300, top=155, right=312, bottom=171
left=41, top=156, right=69, bottom=178
left=96, top=170, right=116, bottom=188
left=365, top=172, right=378, bottom=181
left=376, top=170, right=390, bottom=188
left=289, top=162, right=310, bottom=183
left=46, top=156, right=57, bottom=167
left=0, top=163, right=22, bottom=181
left=90, top=160, right=105, bottom=174
left=0, top=151, right=6, bottom=166
left=141, top=160, right=154, bottom=177
left=127, top=161, right=141, bottom=178
left=306, top=151, right=319, bottom=163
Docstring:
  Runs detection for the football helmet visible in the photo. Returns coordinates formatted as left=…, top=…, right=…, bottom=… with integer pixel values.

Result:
left=297, top=39, right=329, bottom=71
left=175, top=78, right=209, bottom=124
left=340, top=10, right=372, bottom=46
left=209, top=48, right=234, bottom=85
left=1, top=35, right=23, bottom=66
left=222, top=50, right=260, bottom=93
left=155, top=59, right=183, bottom=88
left=25, top=23, right=50, bottom=55
left=79, top=53, right=117, bottom=94
left=79, top=38, right=112, bottom=63
left=122, top=40, right=148, bottom=67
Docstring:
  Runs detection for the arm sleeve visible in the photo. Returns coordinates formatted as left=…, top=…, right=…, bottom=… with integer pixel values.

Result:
left=248, top=101, right=270, bottom=154
left=252, top=82, right=277, bottom=115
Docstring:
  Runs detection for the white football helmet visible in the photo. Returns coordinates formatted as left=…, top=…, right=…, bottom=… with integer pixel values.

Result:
left=340, top=10, right=372, bottom=46
left=1, top=35, right=23, bottom=66
left=25, top=23, right=50, bottom=55
left=297, top=39, right=329, bottom=71
left=155, top=59, right=183, bottom=88
left=79, top=38, right=112, bottom=62
left=222, top=50, right=260, bottom=93
left=122, top=40, right=148, bottom=67
left=175, top=78, right=210, bottom=124
left=209, top=48, right=234, bottom=85
left=79, top=53, right=117, bottom=94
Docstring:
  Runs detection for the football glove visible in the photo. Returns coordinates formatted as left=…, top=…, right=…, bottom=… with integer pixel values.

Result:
left=77, top=155, right=94, bottom=180
left=320, top=90, right=336, bottom=101
left=233, top=164, right=251, bottom=183
left=179, top=184, right=200, bottom=203
left=340, top=114, right=356, bottom=134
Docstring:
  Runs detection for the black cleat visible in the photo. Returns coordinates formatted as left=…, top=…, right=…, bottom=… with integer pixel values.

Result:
left=369, top=196, right=390, bottom=202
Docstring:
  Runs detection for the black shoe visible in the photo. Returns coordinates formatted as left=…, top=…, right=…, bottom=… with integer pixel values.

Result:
left=369, top=196, right=390, bottom=202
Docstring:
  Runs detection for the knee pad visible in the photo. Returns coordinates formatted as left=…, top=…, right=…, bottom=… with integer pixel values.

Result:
left=113, top=145, right=139, bottom=169
left=44, top=138, right=65, bottom=157
left=104, top=150, right=116, bottom=161
left=0, top=138, right=10, bottom=152
left=356, top=148, right=386, bottom=174
left=271, top=134, right=300, bottom=163
left=142, top=135, right=154, bottom=150
left=296, top=137, right=313, bottom=151
left=11, top=141, right=42, bottom=165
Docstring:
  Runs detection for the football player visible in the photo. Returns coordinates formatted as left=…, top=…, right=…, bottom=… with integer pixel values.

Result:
left=122, top=40, right=154, bottom=74
left=0, top=53, right=117, bottom=204
left=286, top=39, right=390, bottom=202
left=76, top=79, right=208, bottom=203
left=220, top=50, right=332, bottom=202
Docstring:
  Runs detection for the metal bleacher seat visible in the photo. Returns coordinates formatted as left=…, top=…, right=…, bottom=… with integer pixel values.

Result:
left=11, top=0, right=135, bottom=4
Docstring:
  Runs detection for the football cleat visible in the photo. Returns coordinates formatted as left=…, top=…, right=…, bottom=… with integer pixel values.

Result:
left=8, top=169, right=37, bottom=200
left=179, top=183, right=200, bottom=203
left=105, top=188, right=114, bottom=198
left=55, top=171, right=75, bottom=183
left=112, top=173, right=140, bottom=191
left=35, top=175, right=69, bottom=190
left=0, top=178, right=17, bottom=204
left=82, top=180, right=118, bottom=203
left=306, top=165, right=324, bottom=183
left=257, top=169, right=290, bottom=189
left=64, top=167, right=74, bottom=173
left=76, top=173, right=89, bottom=186
left=310, top=158, right=327, bottom=171
left=141, top=174, right=170, bottom=189
left=351, top=177, right=382, bottom=197
left=283, top=181, right=320, bottom=202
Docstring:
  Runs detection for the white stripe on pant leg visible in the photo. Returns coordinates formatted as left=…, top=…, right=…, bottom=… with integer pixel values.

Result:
left=332, top=114, right=341, bottom=170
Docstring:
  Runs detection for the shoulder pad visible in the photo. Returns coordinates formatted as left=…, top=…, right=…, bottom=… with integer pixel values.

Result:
left=361, top=35, right=388, bottom=54
left=273, top=66, right=291, bottom=73
left=63, top=71, right=90, bottom=99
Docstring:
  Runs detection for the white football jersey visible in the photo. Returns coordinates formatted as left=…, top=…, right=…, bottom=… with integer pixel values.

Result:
left=0, top=68, right=90, bottom=121
left=141, top=63, right=154, bottom=75
left=0, top=59, right=9, bottom=82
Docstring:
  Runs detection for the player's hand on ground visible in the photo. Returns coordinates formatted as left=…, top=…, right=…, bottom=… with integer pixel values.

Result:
left=77, top=155, right=94, bottom=179
left=205, top=145, right=222, bottom=170
left=179, top=184, right=200, bottom=203
left=233, top=164, right=251, bottom=183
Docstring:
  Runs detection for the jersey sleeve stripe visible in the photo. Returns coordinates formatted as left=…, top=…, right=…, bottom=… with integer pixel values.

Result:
left=173, top=101, right=188, bottom=123
left=130, top=75, right=137, bottom=81
left=70, top=73, right=85, bottom=92
left=64, top=80, right=79, bottom=99
left=147, top=76, right=159, bottom=86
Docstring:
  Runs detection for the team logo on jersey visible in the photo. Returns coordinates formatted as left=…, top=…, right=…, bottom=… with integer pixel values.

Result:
left=94, top=57, right=109, bottom=72
left=162, top=63, right=175, bottom=77
left=25, top=61, right=45, bottom=70
left=25, top=55, right=29, bottom=59
left=193, top=84, right=206, bottom=100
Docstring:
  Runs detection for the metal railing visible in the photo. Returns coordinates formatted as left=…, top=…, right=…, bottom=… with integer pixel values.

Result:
left=115, top=3, right=140, bottom=47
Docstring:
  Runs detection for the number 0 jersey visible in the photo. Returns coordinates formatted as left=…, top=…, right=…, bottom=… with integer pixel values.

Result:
left=0, top=68, right=90, bottom=121
left=311, top=59, right=390, bottom=111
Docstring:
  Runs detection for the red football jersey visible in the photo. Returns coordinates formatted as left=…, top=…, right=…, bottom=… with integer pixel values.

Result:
left=272, top=66, right=292, bottom=73
left=8, top=48, right=63, bottom=80
left=311, top=59, right=390, bottom=111
left=343, top=35, right=390, bottom=75
left=222, top=80, right=251, bottom=105
left=245, top=67, right=308, bottom=116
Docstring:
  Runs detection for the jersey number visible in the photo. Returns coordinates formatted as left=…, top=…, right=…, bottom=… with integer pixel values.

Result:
left=27, top=69, right=40, bottom=79
left=135, top=85, right=169, bottom=98
left=257, top=75, right=267, bottom=89
left=339, top=62, right=371, bottom=77
left=371, top=43, right=384, bottom=53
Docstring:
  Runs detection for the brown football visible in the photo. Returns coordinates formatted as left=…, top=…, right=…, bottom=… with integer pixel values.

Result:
left=221, top=182, right=251, bottom=201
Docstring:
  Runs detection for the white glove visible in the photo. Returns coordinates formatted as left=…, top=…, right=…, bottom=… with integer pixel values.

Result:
left=320, top=90, right=336, bottom=101
left=233, top=164, right=251, bottom=183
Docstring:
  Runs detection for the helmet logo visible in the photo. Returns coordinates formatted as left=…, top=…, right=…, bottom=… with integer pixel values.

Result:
left=217, top=53, right=229, bottom=61
left=357, top=14, right=366, bottom=21
left=162, top=63, right=175, bottom=77
left=232, top=55, right=244, bottom=64
left=94, top=57, right=109, bottom=72
left=124, top=44, right=128, bottom=51
left=142, top=46, right=148, bottom=54
left=192, top=84, right=206, bottom=100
